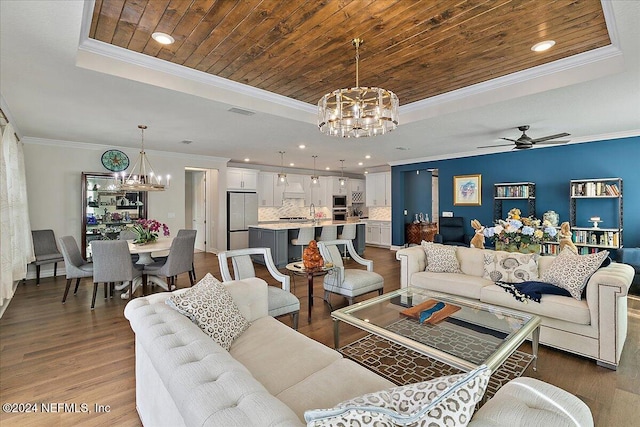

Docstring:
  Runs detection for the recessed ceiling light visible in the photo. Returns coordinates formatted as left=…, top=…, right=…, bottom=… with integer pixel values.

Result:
left=152, top=32, right=175, bottom=45
left=531, top=40, right=555, bottom=52
left=325, top=167, right=330, bottom=170
left=364, top=171, right=369, bottom=174
left=298, top=144, right=306, bottom=149
left=289, top=162, right=294, bottom=166
left=244, top=158, right=250, bottom=162
left=358, top=162, right=363, bottom=166
left=365, top=155, right=371, bottom=159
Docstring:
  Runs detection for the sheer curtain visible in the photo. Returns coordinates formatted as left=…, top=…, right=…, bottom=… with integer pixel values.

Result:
left=1, top=123, right=34, bottom=309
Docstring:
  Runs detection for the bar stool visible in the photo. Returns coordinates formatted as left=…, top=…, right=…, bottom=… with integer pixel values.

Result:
left=291, top=227, right=315, bottom=260
left=317, top=225, right=337, bottom=242
left=338, top=224, right=357, bottom=258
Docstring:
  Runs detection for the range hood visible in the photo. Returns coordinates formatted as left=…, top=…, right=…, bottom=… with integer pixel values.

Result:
left=283, top=182, right=305, bottom=199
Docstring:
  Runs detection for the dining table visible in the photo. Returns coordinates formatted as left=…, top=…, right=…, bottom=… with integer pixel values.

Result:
left=117, top=237, right=174, bottom=298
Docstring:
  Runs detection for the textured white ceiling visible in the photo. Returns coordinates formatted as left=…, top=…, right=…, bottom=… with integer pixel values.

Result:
left=1, top=0, right=639, bottom=174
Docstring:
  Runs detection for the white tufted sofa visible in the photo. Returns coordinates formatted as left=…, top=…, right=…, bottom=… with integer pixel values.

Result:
left=124, top=277, right=395, bottom=426
left=124, top=276, right=594, bottom=426
left=396, top=245, right=634, bottom=369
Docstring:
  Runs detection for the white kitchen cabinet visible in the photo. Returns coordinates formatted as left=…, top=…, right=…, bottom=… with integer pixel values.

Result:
left=365, top=172, right=391, bottom=206
left=365, top=220, right=391, bottom=247
left=257, top=172, right=275, bottom=206
left=227, top=167, right=258, bottom=190
left=366, top=223, right=380, bottom=245
left=350, top=179, right=365, bottom=193
left=380, top=222, right=391, bottom=246
left=332, top=176, right=349, bottom=195
left=304, top=176, right=331, bottom=207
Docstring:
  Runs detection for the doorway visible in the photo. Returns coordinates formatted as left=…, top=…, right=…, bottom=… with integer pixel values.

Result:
left=184, top=168, right=218, bottom=252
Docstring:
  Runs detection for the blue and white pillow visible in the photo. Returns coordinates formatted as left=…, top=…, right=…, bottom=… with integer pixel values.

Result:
left=304, top=365, right=491, bottom=426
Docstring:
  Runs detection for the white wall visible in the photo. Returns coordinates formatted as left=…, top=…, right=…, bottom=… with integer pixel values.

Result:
left=22, top=138, right=229, bottom=278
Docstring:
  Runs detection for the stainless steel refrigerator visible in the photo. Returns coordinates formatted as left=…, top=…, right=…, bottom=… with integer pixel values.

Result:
left=227, top=191, right=258, bottom=250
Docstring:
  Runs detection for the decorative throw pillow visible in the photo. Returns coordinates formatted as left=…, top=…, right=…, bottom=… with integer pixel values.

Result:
left=422, top=242, right=462, bottom=273
left=304, top=365, right=491, bottom=426
left=483, top=251, right=539, bottom=283
left=541, top=248, right=609, bottom=300
left=166, top=273, right=250, bottom=350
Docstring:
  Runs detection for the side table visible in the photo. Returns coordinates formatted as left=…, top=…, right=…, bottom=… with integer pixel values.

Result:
left=285, top=263, right=332, bottom=322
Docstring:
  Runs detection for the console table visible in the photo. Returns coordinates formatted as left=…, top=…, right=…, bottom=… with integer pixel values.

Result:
left=406, top=222, right=437, bottom=245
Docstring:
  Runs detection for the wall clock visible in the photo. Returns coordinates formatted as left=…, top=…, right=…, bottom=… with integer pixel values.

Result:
left=101, top=149, right=130, bottom=172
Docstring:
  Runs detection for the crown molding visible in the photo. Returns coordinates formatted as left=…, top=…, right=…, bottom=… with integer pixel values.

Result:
left=388, top=130, right=640, bottom=167
left=21, top=136, right=230, bottom=163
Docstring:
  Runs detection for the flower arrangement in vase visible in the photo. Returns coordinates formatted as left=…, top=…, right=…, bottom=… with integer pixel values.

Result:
left=131, top=219, right=170, bottom=244
left=483, top=208, right=557, bottom=253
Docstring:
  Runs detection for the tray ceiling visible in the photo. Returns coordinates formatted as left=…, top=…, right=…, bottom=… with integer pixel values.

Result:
left=89, top=0, right=611, bottom=106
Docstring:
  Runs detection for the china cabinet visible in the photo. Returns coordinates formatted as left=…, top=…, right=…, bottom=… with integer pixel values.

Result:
left=82, top=172, right=147, bottom=259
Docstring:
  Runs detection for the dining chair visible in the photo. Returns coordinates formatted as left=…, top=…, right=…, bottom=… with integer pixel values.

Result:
left=142, top=234, right=196, bottom=291
left=151, top=229, right=197, bottom=282
left=90, top=240, right=143, bottom=309
left=218, top=247, right=300, bottom=330
left=118, top=228, right=140, bottom=263
left=31, top=229, right=64, bottom=285
left=58, top=236, right=93, bottom=303
left=317, top=239, right=384, bottom=306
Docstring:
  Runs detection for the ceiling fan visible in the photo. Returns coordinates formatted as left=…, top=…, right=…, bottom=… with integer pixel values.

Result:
left=479, top=125, right=570, bottom=149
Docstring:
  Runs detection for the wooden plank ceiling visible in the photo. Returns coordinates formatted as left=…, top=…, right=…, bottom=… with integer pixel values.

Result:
left=89, top=0, right=610, bottom=106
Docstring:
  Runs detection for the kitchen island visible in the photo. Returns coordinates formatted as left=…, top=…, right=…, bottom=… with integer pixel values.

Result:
left=248, top=220, right=366, bottom=268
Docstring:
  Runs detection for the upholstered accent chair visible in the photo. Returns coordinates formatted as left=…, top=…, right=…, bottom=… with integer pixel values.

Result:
left=90, top=240, right=143, bottom=309
left=58, top=236, right=93, bottom=303
left=142, top=234, right=197, bottom=291
left=317, top=239, right=384, bottom=306
left=218, top=247, right=300, bottom=329
left=31, top=229, right=64, bottom=285
left=434, top=216, right=470, bottom=246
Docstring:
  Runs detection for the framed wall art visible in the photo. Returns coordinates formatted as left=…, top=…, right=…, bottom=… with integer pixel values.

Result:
left=453, top=174, right=481, bottom=206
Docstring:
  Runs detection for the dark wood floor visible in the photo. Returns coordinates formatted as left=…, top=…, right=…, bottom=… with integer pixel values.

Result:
left=1, top=247, right=639, bottom=426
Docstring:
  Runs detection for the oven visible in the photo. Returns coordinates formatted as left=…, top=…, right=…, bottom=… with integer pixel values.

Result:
left=333, top=209, right=347, bottom=221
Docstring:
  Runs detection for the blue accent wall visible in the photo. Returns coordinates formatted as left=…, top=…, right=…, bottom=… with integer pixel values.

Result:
left=392, top=136, right=640, bottom=249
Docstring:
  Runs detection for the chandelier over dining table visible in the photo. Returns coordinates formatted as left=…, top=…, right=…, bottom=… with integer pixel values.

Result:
left=318, top=38, right=399, bottom=138
left=115, top=125, right=170, bottom=191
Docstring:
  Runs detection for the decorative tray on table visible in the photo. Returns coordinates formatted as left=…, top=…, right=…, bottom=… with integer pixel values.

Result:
left=400, top=299, right=461, bottom=325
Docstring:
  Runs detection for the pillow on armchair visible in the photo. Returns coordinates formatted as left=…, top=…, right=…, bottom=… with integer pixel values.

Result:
left=304, top=365, right=491, bottom=426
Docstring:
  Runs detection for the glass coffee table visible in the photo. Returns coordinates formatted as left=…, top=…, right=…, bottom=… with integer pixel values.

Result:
left=332, top=287, right=541, bottom=372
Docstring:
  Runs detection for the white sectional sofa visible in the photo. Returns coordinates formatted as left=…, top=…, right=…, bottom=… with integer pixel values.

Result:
left=124, top=276, right=594, bottom=426
left=396, top=244, right=634, bottom=369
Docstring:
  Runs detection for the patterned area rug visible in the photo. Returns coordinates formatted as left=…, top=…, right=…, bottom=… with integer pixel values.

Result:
left=340, top=334, right=533, bottom=400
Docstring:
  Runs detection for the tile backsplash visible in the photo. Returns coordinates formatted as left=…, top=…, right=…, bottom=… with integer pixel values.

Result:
left=258, top=199, right=331, bottom=221
left=368, top=206, right=392, bottom=220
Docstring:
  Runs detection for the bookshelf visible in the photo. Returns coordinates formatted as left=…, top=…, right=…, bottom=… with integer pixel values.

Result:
left=493, top=182, right=536, bottom=221
left=569, top=178, right=623, bottom=254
